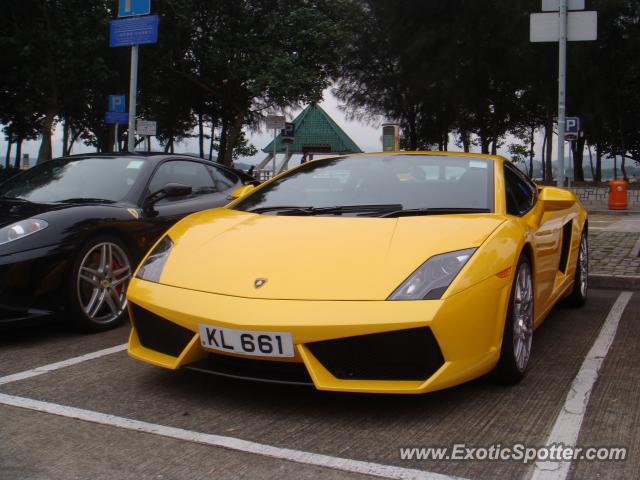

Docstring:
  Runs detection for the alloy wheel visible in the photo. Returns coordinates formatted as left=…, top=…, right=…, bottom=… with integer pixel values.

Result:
left=579, top=234, right=588, bottom=298
left=513, top=262, right=533, bottom=371
left=77, top=242, right=131, bottom=324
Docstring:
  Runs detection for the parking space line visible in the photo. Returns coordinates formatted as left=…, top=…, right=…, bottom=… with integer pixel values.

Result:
left=0, top=393, right=468, bottom=480
left=0, top=343, right=127, bottom=386
left=530, top=291, right=634, bottom=480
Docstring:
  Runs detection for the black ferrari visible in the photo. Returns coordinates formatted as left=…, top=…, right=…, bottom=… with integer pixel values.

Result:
left=0, top=153, right=256, bottom=331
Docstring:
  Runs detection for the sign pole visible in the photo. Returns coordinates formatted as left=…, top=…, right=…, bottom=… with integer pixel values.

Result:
left=272, top=129, right=277, bottom=178
left=114, top=124, right=119, bottom=152
left=127, top=45, right=139, bottom=152
left=557, top=0, right=568, bottom=187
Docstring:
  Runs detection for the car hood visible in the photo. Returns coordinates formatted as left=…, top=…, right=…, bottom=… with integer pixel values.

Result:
left=0, top=200, right=68, bottom=228
left=157, top=209, right=506, bottom=301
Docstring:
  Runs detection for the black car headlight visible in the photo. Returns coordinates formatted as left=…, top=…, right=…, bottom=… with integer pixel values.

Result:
left=136, top=236, right=174, bottom=283
left=388, top=248, right=476, bottom=301
left=0, top=219, right=48, bottom=246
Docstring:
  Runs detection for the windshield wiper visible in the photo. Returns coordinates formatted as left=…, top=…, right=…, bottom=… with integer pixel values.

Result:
left=247, top=204, right=403, bottom=216
left=54, top=198, right=116, bottom=204
left=376, top=207, right=491, bottom=218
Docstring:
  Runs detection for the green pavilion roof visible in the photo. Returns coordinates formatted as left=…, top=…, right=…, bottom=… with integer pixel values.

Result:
left=262, top=103, right=362, bottom=154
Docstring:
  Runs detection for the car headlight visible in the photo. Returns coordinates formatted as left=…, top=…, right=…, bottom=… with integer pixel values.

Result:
left=136, top=236, right=174, bottom=283
left=388, top=248, right=476, bottom=300
left=0, top=219, right=48, bottom=246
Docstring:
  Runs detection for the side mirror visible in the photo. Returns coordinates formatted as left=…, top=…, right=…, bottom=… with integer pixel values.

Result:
left=143, top=183, right=193, bottom=214
left=539, top=186, right=576, bottom=211
left=229, top=184, right=256, bottom=201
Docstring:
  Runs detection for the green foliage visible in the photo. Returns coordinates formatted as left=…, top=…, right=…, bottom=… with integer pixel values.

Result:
left=338, top=0, right=640, bottom=180
left=2, top=0, right=640, bottom=179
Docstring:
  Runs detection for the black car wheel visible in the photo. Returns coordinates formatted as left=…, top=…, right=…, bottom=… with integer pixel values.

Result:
left=68, top=235, right=132, bottom=332
left=494, top=253, right=534, bottom=384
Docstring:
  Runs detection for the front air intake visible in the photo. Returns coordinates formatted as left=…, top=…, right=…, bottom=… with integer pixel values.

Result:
left=130, top=303, right=195, bottom=357
left=306, top=327, right=444, bottom=381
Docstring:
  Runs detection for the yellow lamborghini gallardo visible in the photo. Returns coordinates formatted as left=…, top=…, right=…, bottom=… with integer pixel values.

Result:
left=127, top=153, right=588, bottom=394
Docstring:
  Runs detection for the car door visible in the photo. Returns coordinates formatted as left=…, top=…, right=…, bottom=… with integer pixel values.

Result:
left=141, top=159, right=236, bottom=238
left=503, top=163, right=563, bottom=321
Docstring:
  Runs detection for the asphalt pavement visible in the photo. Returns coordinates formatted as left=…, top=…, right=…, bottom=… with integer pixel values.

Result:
left=1, top=289, right=638, bottom=480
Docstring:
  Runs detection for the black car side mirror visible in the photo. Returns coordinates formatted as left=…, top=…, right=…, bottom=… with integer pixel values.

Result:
left=143, top=183, right=193, bottom=215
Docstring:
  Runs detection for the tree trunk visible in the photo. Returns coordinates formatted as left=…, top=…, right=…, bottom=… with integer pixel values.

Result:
left=198, top=112, right=205, bottom=158
left=209, top=123, right=215, bottom=161
left=219, top=110, right=246, bottom=166
left=164, top=137, right=174, bottom=153
left=572, top=137, right=585, bottom=182
left=479, top=131, right=490, bottom=154
left=461, top=131, right=471, bottom=152
left=15, top=138, right=23, bottom=169
left=595, top=144, right=602, bottom=183
left=62, top=118, right=69, bottom=157
left=621, top=154, right=628, bottom=181
left=541, top=132, right=547, bottom=181
left=528, top=124, right=535, bottom=178
left=37, top=109, right=56, bottom=163
left=544, top=111, right=554, bottom=183
left=587, top=144, right=595, bottom=182
left=5, top=140, right=12, bottom=169
left=217, top=118, right=229, bottom=164
left=68, top=128, right=80, bottom=155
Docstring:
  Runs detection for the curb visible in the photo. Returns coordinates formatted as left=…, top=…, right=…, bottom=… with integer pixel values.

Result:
left=587, top=209, right=640, bottom=215
left=589, top=274, right=640, bottom=291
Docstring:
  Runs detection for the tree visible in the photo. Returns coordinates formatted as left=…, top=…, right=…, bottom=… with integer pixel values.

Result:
left=162, top=0, right=358, bottom=166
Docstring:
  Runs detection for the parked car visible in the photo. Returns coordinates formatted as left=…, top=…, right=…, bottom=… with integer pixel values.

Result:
left=127, top=152, right=588, bottom=393
left=0, top=153, right=256, bottom=331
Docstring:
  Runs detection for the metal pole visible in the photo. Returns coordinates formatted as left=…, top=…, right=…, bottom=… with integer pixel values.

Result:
left=114, top=124, right=119, bottom=152
left=557, top=0, right=568, bottom=187
left=127, top=45, right=139, bottom=152
left=272, top=129, right=277, bottom=178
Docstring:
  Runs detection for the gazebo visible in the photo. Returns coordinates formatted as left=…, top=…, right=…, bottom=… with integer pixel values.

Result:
left=255, top=103, right=362, bottom=178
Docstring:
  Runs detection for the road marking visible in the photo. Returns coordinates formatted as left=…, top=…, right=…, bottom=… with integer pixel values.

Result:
left=530, top=291, right=633, bottom=480
left=0, top=393, right=466, bottom=480
left=0, top=343, right=127, bottom=386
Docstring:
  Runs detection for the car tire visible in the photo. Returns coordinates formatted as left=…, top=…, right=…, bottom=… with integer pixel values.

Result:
left=67, top=235, right=133, bottom=332
left=563, top=229, right=588, bottom=308
left=494, top=253, right=534, bottom=384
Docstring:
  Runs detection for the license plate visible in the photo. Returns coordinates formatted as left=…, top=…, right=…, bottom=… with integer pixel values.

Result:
left=198, top=325, right=295, bottom=358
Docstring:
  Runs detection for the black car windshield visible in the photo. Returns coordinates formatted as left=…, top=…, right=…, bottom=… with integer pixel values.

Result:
left=0, top=157, right=148, bottom=203
left=235, top=155, right=494, bottom=214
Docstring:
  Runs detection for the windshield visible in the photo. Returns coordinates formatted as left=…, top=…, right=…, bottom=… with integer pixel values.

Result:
left=235, top=155, right=494, bottom=214
left=0, top=157, right=148, bottom=203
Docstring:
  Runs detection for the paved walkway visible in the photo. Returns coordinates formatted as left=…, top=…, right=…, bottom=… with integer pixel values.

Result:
left=588, top=211, right=640, bottom=288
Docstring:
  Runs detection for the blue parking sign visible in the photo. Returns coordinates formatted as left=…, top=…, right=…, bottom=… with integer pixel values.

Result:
left=566, top=117, right=581, bottom=139
left=110, top=15, right=159, bottom=47
left=119, top=0, right=151, bottom=18
left=109, top=95, right=126, bottom=113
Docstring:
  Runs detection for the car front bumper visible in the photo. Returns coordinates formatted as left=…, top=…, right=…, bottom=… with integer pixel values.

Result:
left=127, top=273, right=512, bottom=394
left=0, top=245, right=70, bottom=325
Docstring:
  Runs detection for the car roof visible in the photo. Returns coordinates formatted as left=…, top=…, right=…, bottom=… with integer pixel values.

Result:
left=60, top=152, right=191, bottom=164
left=355, top=151, right=506, bottom=162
